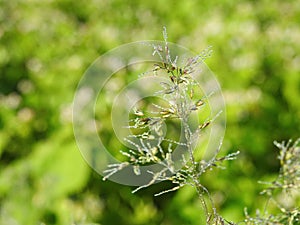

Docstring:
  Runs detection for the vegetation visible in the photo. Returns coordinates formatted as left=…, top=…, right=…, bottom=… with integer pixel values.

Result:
left=102, top=28, right=299, bottom=224
left=0, top=0, right=299, bottom=225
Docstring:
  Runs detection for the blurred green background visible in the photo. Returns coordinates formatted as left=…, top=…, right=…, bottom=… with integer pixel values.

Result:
left=0, top=0, right=299, bottom=224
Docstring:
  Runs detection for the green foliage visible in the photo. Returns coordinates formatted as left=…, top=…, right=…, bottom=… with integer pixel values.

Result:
left=0, top=0, right=299, bottom=224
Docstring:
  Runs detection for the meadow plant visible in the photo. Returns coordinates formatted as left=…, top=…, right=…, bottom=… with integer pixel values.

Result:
left=103, top=27, right=239, bottom=224
left=245, top=138, right=300, bottom=225
left=103, top=28, right=299, bottom=225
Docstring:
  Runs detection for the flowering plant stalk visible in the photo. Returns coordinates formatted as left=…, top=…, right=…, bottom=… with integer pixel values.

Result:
left=103, top=27, right=239, bottom=224
left=102, top=27, right=300, bottom=225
